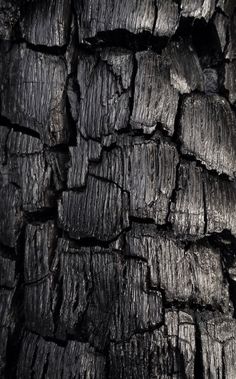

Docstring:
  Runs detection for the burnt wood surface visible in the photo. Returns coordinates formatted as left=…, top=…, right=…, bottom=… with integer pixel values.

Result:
left=1, top=1, right=236, bottom=378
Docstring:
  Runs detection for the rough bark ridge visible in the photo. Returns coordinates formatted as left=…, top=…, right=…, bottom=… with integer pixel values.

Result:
left=0, top=0, right=236, bottom=378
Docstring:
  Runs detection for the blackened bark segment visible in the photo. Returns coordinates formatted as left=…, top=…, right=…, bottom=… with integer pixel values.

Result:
left=205, top=173, right=236, bottom=237
left=163, top=40, right=204, bottom=94
left=2, top=130, right=56, bottom=212
left=126, top=224, right=229, bottom=310
left=0, top=1, right=20, bottom=40
left=130, top=51, right=179, bottom=135
left=75, top=0, right=156, bottom=41
left=20, top=0, right=71, bottom=47
left=0, top=288, right=15, bottom=377
left=24, top=276, right=55, bottom=337
left=109, top=311, right=195, bottom=379
left=0, top=45, right=68, bottom=146
left=169, top=161, right=205, bottom=238
left=0, top=328, right=9, bottom=378
left=54, top=240, right=92, bottom=340
left=67, top=134, right=102, bottom=188
left=224, top=61, right=236, bottom=105
left=154, top=0, right=179, bottom=37
left=110, top=259, right=163, bottom=341
left=24, top=222, right=57, bottom=283
left=226, top=11, right=236, bottom=60
left=17, top=331, right=106, bottom=379
left=89, top=134, right=179, bottom=224
left=7, top=130, right=43, bottom=155
left=180, top=0, right=215, bottom=21
left=217, top=0, right=236, bottom=16
left=213, top=12, right=228, bottom=52
left=9, top=154, right=54, bottom=212
left=199, top=314, right=236, bottom=378
left=0, top=184, right=23, bottom=248
left=58, top=176, right=130, bottom=241
left=122, top=137, right=179, bottom=224
left=180, top=94, right=236, bottom=178
left=77, top=49, right=132, bottom=141
left=0, top=253, right=16, bottom=288
left=0, top=126, right=9, bottom=165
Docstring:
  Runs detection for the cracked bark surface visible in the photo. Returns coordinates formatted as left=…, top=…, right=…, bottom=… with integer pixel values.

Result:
left=1, top=1, right=236, bottom=378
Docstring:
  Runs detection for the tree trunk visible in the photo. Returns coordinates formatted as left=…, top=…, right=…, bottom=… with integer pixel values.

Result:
left=1, top=1, right=236, bottom=378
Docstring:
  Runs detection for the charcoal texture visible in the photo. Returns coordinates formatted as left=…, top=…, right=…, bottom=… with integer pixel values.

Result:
left=1, top=1, right=236, bottom=378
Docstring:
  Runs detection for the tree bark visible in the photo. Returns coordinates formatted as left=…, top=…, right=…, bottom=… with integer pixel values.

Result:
left=1, top=0, right=236, bottom=378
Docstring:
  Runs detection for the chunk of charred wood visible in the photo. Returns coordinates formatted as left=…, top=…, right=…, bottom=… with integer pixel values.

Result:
left=24, top=222, right=57, bottom=283
left=217, top=0, right=236, bottom=17
left=9, top=154, right=54, bottom=212
left=0, top=126, right=9, bottom=166
left=66, top=77, right=80, bottom=122
left=75, top=0, right=156, bottom=42
left=181, top=0, right=216, bottom=21
left=180, top=94, right=236, bottom=178
left=155, top=0, right=179, bottom=37
left=24, top=276, right=54, bottom=337
left=163, top=41, right=204, bottom=94
left=130, top=51, right=179, bottom=135
left=111, top=259, right=163, bottom=341
left=0, top=184, right=23, bottom=248
left=203, top=68, right=219, bottom=94
left=20, top=0, right=71, bottom=47
left=226, top=11, right=236, bottom=60
left=198, top=314, right=236, bottom=378
left=17, top=331, right=106, bottom=379
left=122, top=137, right=178, bottom=224
left=0, top=45, right=68, bottom=146
left=109, top=311, right=195, bottom=379
left=82, top=250, right=122, bottom=348
left=169, top=161, right=205, bottom=238
left=213, top=12, right=228, bottom=52
left=0, top=289, right=14, bottom=329
left=205, top=172, right=236, bottom=237
left=67, top=134, right=102, bottom=188
left=54, top=239, right=162, bottom=345
left=224, top=61, right=236, bottom=105
left=0, top=287, right=15, bottom=376
left=7, top=130, right=43, bottom=155
left=0, top=327, right=9, bottom=377
left=90, top=135, right=179, bottom=224
left=0, top=1, right=20, bottom=40
left=77, top=49, right=132, bottom=141
left=46, top=150, right=69, bottom=192
left=4, top=131, right=56, bottom=211
left=54, top=240, right=92, bottom=339
left=59, top=175, right=129, bottom=241
left=126, top=224, right=229, bottom=310
left=217, top=0, right=236, bottom=16
left=0, top=253, right=16, bottom=288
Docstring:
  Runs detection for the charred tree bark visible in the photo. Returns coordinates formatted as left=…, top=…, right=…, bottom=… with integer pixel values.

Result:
left=1, top=1, right=236, bottom=378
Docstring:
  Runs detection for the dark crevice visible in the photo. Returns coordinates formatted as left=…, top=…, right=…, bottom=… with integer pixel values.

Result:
left=26, top=40, right=67, bottom=56
left=80, top=29, right=168, bottom=53
left=24, top=208, right=58, bottom=223
left=41, top=352, right=49, bottom=379
left=194, top=315, right=204, bottom=379
left=128, top=53, right=138, bottom=120
left=56, top=225, right=125, bottom=250
left=0, top=115, right=40, bottom=139
left=4, top=225, right=26, bottom=379
left=66, top=89, right=78, bottom=147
